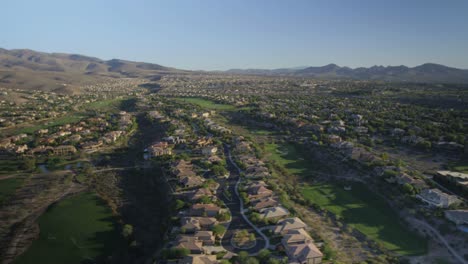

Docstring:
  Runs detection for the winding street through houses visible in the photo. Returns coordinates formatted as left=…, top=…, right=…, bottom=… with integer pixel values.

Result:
left=218, top=144, right=270, bottom=255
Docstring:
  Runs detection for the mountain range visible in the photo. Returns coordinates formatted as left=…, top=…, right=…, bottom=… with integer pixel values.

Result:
left=1, top=48, right=468, bottom=93
left=226, top=63, right=468, bottom=83
left=0, top=48, right=184, bottom=93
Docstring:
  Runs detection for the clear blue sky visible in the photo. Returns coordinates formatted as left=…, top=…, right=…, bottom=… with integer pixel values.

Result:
left=2, top=0, right=468, bottom=70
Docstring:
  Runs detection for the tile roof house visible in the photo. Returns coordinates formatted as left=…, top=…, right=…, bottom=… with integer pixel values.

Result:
left=174, top=235, right=204, bottom=254
left=417, top=188, right=460, bottom=208
left=190, top=204, right=222, bottom=217
left=273, top=217, right=308, bottom=235
left=194, top=231, right=216, bottom=245
left=52, top=145, right=77, bottom=155
left=444, top=210, right=468, bottom=225
left=251, top=197, right=279, bottom=211
left=247, top=185, right=273, bottom=201
left=201, top=146, right=218, bottom=156
left=180, top=176, right=205, bottom=188
left=259, top=206, right=289, bottom=219
left=172, top=160, right=194, bottom=172
left=187, top=188, right=214, bottom=201
left=180, top=217, right=218, bottom=233
left=178, top=255, right=218, bottom=264
left=281, top=228, right=313, bottom=245
left=284, top=242, right=323, bottom=264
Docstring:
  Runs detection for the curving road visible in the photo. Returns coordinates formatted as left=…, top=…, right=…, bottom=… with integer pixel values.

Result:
left=218, top=145, right=269, bottom=255
left=410, top=218, right=467, bottom=264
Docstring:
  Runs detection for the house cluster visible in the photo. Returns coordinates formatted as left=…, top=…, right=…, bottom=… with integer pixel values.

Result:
left=190, top=136, right=219, bottom=157
left=81, top=77, right=147, bottom=94
left=164, top=159, right=228, bottom=264
left=0, top=88, right=76, bottom=128
left=276, top=217, right=323, bottom=264
left=0, top=134, right=29, bottom=154
left=146, top=141, right=173, bottom=158
left=203, top=118, right=232, bottom=134
left=1, top=113, right=133, bottom=156
left=233, top=136, right=323, bottom=263
left=382, top=171, right=428, bottom=190
left=171, top=160, right=206, bottom=189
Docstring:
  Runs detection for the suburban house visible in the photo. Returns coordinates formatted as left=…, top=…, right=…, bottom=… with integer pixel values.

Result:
left=251, top=197, right=279, bottom=211
left=274, top=217, right=308, bottom=235
left=52, top=145, right=77, bottom=155
left=187, top=188, right=214, bottom=201
left=417, top=188, right=460, bottom=208
left=180, top=217, right=218, bottom=233
left=172, top=160, right=193, bottom=173
left=178, top=255, right=218, bottom=264
left=326, top=135, right=342, bottom=144
left=284, top=242, right=323, bottom=264
left=190, top=203, right=222, bottom=217
left=148, top=141, right=172, bottom=157
left=444, top=210, right=468, bottom=225
left=195, top=137, right=213, bottom=147
left=180, top=176, right=205, bottom=188
left=281, top=228, right=313, bottom=245
left=194, top=231, right=216, bottom=245
left=81, top=140, right=103, bottom=151
left=163, top=136, right=187, bottom=145
left=247, top=185, right=273, bottom=201
left=435, top=171, right=468, bottom=192
left=173, top=235, right=204, bottom=254
left=259, top=206, right=289, bottom=219
left=201, top=146, right=218, bottom=156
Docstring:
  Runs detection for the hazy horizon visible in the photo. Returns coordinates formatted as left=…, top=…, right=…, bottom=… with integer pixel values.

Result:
left=2, top=0, right=468, bottom=70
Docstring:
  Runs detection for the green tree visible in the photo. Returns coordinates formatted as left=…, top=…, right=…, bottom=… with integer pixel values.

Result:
left=216, top=211, right=231, bottom=222
left=402, top=183, right=416, bottom=195
left=237, top=251, right=249, bottom=263
left=212, top=224, right=226, bottom=237
left=245, top=258, right=259, bottom=264
left=257, top=249, right=271, bottom=263
left=212, top=165, right=228, bottom=176
left=122, top=224, right=133, bottom=238
left=267, top=259, right=280, bottom=264
left=22, top=156, right=36, bottom=171
left=175, top=199, right=185, bottom=211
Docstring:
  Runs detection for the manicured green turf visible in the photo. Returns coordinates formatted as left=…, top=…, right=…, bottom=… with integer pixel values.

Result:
left=0, top=177, right=23, bottom=204
left=84, top=98, right=125, bottom=112
left=266, top=142, right=427, bottom=256
left=0, top=160, right=22, bottom=173
left=265, top=143, right=316, bottom=177
left=175, top=97, right=236, bottom=111
left=301, top=183, right=427, bottom=255
left=449, top=155, right=468, bottom=173
left=15, top=192, right=123, bottom=264
left=15, top=114, right=85, bottom=135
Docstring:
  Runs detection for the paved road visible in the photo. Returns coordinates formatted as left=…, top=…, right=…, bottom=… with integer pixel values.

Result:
left=410, top=218, right=467, bottom=264
left=219, top=145, right=269, bottom=255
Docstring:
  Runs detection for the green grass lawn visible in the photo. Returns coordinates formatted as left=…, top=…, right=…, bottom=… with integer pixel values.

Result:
left=14, top=114, right=85, bottom=135
left=84, top=98, right=125, bottom=112
left=175, top=97, right=237, bottom=111
left=265, top=143, right=316, bottom=177
left=0, top=159, right=22, bottom=174
left=301, top=183, right=427, bottom=255
left=448, top=155, right=468, bottom=173
left=265, top=142, right=427, bottom=256
left=15, top=192, right=124, bottom=264
left=0, top=177, right=24, bottom=204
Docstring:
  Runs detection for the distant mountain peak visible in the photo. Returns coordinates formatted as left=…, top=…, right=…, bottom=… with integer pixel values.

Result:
left=225, top=63, right=468, bottom=83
